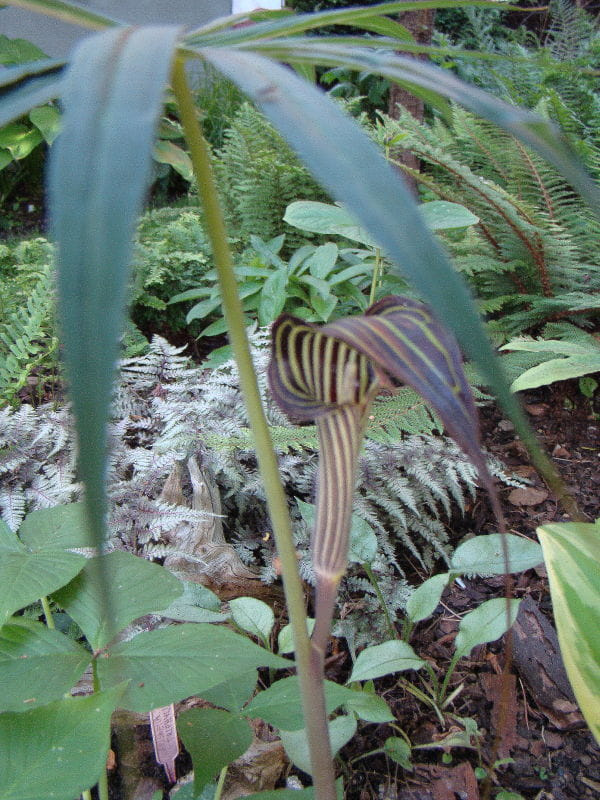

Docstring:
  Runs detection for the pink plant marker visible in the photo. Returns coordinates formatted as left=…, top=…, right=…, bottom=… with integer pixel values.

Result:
left=149, top=704, right=179, bottom=783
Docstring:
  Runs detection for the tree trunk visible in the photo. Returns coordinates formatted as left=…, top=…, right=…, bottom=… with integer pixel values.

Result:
left=387, top=4, right=436, bottom=193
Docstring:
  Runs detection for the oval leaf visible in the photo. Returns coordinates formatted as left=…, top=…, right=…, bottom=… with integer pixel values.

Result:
left=349, top=639, right=425, bottom=682
left=451, top=534, right=543, bottom=576
left=230, top=596, right=275, bottom=642
left=454, top=597, right=521, bottom=660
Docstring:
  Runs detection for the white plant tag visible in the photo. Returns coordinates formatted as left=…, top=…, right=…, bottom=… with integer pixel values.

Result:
left=149, top=704, right=179, bottom=783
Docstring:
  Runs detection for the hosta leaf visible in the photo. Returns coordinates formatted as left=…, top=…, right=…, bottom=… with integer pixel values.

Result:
left=0, top=617, right=91, bottom=712
left=230, top=596, right=275, bottom=642
left=537, top=522, right=600, bottom=744
left=406, top=573, right=449, bottom=624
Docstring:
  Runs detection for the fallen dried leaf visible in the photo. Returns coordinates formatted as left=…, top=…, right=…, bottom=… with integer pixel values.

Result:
left=552, top=444, right=571, bottom=458
left=508, top=487, right=549, bottom=506
left=525, top=403, right=549, bottom=417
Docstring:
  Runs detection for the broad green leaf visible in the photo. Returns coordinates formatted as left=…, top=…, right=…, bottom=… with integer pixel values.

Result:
left=349, top=640, right=425, bottom=682
left=308, top=243, right=339, bottom=279
left=285, top=200, right=477, bottom=242
left=537, top=522, right=600, bottom=744
left=406, top=573, right=449, bottom=624
left=0, top=684, right=125, bottom=800
left=48, top=27, right=182, bottom=594
left=0, top=59, right=64, bottom=127
left=153, top=139, right=194, bottom=182
left=29, top=104, right=61, bottom=144
left=420, top=200, right=479, bottom=230
left=244, top=675, right=354, bottom=730
left=258, top=270, right=288, bottom=325
left=0, top=518, right=25, bottom=551
left=160, top=580, right=228, bottom=624
left=97, top=623, right=290, bottom=712
left=0, top=549, right=86, bottom=627
left=454, top=598, right=521, bottom=660
left=0, top=617, right=91, bottom=711
left=200, top=669, right=258, bottom=712
left=52, top=551, right=183, bottom=650
left=451, top=534, right=543, bottom=576
left=18, top=502, right=92, bottom=551
left=344, top=687, right=394, bottom=723
left=384, top=737, right=412, bottom=770
left=279, top=714, right=356, bottom=775
left=284, top=200, right=376, bottom=247
left=278, top=618, right=316, bottom=654
left=230, top=596, right=275, bottom=643
left=510, top=356, right=600, bottom=392
left=177, top=708, right=253, bottom=796
left=0, top=122, right=41, bottom=158
left=0, top=34, right=47, bottom=65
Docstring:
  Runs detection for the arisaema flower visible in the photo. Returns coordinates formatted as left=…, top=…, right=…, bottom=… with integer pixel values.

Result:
left=268, top=295, right=497, bottom=656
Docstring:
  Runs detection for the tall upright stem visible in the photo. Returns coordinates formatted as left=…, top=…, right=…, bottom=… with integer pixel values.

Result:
left=171, top=57, right=336, bottom=800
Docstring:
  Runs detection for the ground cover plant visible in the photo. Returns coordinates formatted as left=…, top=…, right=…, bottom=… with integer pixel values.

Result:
left=0, top=1, right=599, bottom=798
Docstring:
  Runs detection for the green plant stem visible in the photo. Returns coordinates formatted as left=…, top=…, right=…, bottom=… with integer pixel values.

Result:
left=214, top=765, right=228, bottom=800
left=368, top=247, right=382, bottom=307
left=40, top=595, right=55, bottom=629
left=363, top=562, right=397, bottom=640
left=81, top=791, right=93, bottom=800
left=92, top=660, right=110, bottom=800
left=171, top=56, right=336, bottom=800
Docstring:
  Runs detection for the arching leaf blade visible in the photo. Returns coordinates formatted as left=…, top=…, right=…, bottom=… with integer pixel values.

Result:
left=229, top=43, right=600, bottom=212
left=0, top=60, right=64, bottom=127
left=48, top=27, right=181, bottom=573
left=2, top=0, right=121, bottom=30
left=201, top=47, right=574, bottom=509
left=184, top=1, right=520, bottom=48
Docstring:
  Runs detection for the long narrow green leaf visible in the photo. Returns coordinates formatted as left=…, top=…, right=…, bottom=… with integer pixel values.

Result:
left=3, top=0, right=120, bottom=30
left=0, top=60, right=64, bottom=127
left=228, top=43, right=600, bottom=213
left=48, top=26, right=181, bottom=570
left=183, top=0, right=520, bottom=48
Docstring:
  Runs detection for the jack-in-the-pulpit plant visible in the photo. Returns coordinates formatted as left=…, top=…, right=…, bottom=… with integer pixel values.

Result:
left=268, top=294, right=505, bottom=776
